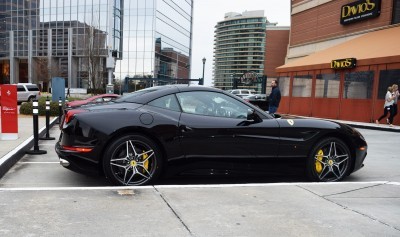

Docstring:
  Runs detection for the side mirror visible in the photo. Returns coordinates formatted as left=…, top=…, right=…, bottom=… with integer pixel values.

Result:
left=247, top=109, right=262, bottom=123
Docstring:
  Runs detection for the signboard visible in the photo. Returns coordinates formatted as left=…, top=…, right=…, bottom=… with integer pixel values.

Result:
left=0, top=84, right=18, bottom=140
left=51, top=77, right=65, bottom=102
left=340, top=0, right=381, bottom=25
left=331, top=58, right=357, bottom=69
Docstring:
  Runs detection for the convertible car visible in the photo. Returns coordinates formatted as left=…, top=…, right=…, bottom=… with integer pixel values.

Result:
left=55, top=85, right=367, bottom=186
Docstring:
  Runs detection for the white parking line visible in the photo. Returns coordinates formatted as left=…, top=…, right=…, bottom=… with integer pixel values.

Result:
left=18, top=162, right=59, bottom=164
left=0, top=181, right=396, bottom=192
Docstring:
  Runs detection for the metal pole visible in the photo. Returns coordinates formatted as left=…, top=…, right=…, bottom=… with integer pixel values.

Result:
left=201, top=57, right=206, bottom=85
left=26, top=100, right=47, bottom=155
left=40, top=97, right=55, bottom=140
left=58, top=97, right=62, bottom=124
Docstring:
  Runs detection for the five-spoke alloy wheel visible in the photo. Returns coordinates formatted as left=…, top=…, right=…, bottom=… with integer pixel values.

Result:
left=306, top=138, right=352, bottom=182
left=103, top=134, right=162, bottom=186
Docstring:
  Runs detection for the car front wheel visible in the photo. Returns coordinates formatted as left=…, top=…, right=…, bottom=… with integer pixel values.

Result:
left=103, top=134, right=162, bottom=186
left=306, top=138, right=352, bottom=182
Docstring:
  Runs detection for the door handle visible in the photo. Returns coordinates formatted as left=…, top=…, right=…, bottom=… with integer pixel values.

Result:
left=180, top=125, right=193, bottom=132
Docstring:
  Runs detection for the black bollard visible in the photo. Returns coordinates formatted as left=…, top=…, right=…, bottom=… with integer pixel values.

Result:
left=57, top=97, right=62, bottom=124
left=26, top=100, right=47, bottom=155
left=40, top=97, right=55, bottom=140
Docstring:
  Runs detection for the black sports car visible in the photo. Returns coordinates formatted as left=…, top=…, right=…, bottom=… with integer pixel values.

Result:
left=55, top=85, right=367, bottom=186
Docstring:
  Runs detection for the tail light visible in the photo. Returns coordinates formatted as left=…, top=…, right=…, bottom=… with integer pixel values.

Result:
left=64, top=109, right=86, bottom=124
left=62, top=145, right=93, bottom=153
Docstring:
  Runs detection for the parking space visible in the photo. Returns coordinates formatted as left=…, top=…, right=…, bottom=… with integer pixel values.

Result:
left=0, top=127, right=399, bottom=236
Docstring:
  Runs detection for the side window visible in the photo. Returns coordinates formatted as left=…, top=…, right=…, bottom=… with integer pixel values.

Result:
left=176, top=91, right=250, bottom=119
left=17, top=86, right=25, bottom=92
left=103, top=97, right=114, bottom=102
left=26, top=85, right=39, bottom=91
left=148, top=94, right=181, bottom=112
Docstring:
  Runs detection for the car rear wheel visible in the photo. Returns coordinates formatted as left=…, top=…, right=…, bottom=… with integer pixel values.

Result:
left=306, top=138, right=352, bottom=182
left=103, top=134, right=162, bottom=186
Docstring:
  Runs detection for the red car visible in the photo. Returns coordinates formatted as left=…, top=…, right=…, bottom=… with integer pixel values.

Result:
left=66, top=94, right=120, bottom=108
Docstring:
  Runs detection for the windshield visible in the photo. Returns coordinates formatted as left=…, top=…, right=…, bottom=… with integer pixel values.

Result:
left=115, top=87, right=163, bottom=103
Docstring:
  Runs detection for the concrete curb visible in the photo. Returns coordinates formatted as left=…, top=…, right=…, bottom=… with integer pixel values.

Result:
left=345, top=123, right=400, bottom=133
left=0, top=117, right=58, bottom=179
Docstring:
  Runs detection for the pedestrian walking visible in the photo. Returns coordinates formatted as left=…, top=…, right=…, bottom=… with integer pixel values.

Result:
left=268, top=79, right=281, bottom=117
left=391, top=84, right=399, bottom=124
left=376, top=86, right=396, bottom=126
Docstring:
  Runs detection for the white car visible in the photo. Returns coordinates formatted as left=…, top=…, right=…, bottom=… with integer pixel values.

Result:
left=227, top=89, right=257, bottom=98
left=16, top=83, right=41, bottom=103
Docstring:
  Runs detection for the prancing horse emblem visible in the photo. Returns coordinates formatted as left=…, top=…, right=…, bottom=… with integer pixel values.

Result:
left=287, top=119, right=294, bottom=126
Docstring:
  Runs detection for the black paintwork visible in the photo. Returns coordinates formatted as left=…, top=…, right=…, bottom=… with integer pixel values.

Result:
left=55, top=85, right=367, bottom=179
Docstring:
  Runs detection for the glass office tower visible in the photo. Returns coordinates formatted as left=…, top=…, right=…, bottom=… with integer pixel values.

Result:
left=0, top=0, right=193, bottom=91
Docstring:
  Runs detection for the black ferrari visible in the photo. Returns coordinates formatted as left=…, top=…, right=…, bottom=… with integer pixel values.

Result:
left=55, top=85, right=367, bottom=186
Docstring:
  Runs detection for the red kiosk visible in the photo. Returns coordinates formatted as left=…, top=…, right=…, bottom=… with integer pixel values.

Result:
left=0, top=85, right=18, bottom=140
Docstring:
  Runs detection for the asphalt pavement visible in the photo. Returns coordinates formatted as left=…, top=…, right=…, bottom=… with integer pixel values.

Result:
left=0, top=114, right=399, bottom=236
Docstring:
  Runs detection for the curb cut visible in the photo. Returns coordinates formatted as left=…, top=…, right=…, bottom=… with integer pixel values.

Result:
left=0, top=117, right=58, bottom=179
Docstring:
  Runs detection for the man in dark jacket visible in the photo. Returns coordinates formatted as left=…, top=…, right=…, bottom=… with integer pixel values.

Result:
left=268, top=80, right=281, bottom=117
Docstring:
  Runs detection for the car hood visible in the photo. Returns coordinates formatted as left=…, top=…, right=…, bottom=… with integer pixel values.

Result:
left=68, top=100, right=88, bottom=107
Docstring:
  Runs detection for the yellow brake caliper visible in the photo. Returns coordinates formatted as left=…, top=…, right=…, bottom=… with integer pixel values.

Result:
left=315, top=150, right=324, bottom=173
left=143, top=152, right=149, bottom=170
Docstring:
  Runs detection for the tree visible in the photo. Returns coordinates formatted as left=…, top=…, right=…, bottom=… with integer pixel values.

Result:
left=34, top=57, right=61, bottom=92
left=84, top=25, right=105, bottom=94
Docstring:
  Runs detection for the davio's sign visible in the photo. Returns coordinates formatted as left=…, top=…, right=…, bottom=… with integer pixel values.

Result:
left=340, top=0, right=381, bottom=25
left=331, top=58, right=357, bottom=69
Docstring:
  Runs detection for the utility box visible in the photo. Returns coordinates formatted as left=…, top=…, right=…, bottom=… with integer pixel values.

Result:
left=106, top=84, right=114, bottom=94
left=51, top=77, right=66, bottom=102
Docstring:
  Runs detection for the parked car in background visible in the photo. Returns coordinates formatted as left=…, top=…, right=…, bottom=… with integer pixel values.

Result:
left=16, top=83, right=41, bottom=103
left=227, top=89, right=257, bottom=98
left=66, top=94, right=120, bottom=108
left=242, top=94, right=268, bottom=111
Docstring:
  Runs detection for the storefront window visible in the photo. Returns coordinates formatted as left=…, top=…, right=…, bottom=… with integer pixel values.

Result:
left=315, top=73, right=340, bottom=98
left=378, top=69, right=400, bottom=99
left=292, top=75, right=312, bottom=97
left=277, top=76, right=290, bottom=96
left=393, top=0, right=400, bottom=24
left=343, top=71, right=374, bottom=99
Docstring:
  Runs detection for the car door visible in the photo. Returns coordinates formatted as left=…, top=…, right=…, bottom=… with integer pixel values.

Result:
left=176, top=91, right=280, bottom=161
left=16, top=85, right=27, bottom=102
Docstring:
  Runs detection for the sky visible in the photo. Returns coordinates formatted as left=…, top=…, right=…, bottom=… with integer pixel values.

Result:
left=191, top=0, right=291, bottom=86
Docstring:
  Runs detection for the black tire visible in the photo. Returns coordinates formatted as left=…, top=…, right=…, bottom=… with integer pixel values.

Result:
left=306, top=137, right=352, bottom=182
left=103, top=134, right=163, bottom=186
left=28, top=97, right=34, bottom=102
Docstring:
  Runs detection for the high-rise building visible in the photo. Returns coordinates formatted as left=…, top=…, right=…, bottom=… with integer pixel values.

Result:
left=0, top=0, right=193, bottom=91
left=213, top=10, right=274, bottom=92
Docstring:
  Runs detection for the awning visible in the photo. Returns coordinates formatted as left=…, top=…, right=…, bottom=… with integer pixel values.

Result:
left=277, top=25, right=400, bottom=73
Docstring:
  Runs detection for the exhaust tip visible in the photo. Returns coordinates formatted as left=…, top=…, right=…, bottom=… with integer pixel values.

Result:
left=59, top=158, right=70, bottom=167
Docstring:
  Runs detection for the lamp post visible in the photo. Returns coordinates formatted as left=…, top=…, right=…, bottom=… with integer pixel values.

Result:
left=201, top=57, right=206, bottom=85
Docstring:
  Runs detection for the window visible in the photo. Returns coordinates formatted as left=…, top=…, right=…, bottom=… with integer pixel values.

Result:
left=315, top=73, right=340, bottom=98
left=26, top=85, right=39, bottom=91
left=176, top=91, right=250, bottom=118
left=378, top=69, right=400, bottom=99
left=343, top=71, right=374, bottom=99
left=148, top=94, right=181, bottom=112
left=292, top=75, right=312, bottom=97
left=277, top=76, right=290, bottom=96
